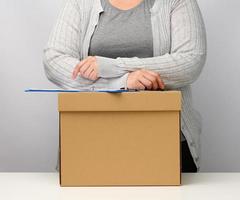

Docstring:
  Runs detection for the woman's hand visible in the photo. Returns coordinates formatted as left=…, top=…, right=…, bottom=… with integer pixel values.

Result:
left=127, top=69, right=165, bottom=90
left=72, top=56, right=99, bottom=81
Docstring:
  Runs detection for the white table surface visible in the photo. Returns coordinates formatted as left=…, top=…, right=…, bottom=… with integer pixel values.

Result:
left=0, top=173, right=239, bottom=200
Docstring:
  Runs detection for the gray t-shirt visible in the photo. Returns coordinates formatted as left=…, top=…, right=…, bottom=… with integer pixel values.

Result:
left=88, top=0, right=186, bottom=142
left=88, top=0, right=155, bottom=58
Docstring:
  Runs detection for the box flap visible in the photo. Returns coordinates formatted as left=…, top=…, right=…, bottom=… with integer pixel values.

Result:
left=58, top=91, right=181, bottom=112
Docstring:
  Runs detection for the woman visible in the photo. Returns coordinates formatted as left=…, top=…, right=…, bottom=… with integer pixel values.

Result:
left=43, top=0, right=207, bottom=172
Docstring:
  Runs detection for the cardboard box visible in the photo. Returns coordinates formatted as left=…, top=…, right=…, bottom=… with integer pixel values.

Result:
left=58, top=91, right=182, bottom=186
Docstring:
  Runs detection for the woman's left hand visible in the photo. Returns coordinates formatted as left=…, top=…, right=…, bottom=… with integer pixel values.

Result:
left=72, top=56, right=99, bottom=81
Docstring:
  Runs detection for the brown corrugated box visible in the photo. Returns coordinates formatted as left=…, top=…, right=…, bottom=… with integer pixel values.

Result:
left=58, top=90, right=182, bottom=186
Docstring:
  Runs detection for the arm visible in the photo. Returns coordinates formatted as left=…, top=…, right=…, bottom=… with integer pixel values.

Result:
left=96, top=0, right=207, bottom=89
left=43, top=0, right=129, bottom=90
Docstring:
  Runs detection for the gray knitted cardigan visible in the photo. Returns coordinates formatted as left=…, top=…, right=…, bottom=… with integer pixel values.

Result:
left=43, top=0, right=207, bottom=171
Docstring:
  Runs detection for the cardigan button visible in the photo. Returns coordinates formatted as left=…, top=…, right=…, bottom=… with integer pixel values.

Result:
left=182, top=125, right=186, bottom=131
left=190, top=141, right=195, bottom=146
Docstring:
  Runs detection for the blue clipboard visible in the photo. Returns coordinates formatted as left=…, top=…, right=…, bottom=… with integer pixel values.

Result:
left=24, top=88, right=136, bottom=93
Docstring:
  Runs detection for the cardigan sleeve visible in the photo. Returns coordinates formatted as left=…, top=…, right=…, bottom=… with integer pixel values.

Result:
left=43, top=0, right=129, bottom=90
left=96, top=0, right=207, bottom=89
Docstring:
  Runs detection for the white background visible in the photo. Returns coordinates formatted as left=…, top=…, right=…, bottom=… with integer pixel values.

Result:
left=0, top=0, right=239, bottom=171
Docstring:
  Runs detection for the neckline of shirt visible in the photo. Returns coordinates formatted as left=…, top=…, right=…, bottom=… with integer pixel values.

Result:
left=105, top=0, right=145, bottom=12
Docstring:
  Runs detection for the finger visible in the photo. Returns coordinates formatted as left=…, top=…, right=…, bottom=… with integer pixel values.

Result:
left=142, top=72, right=159, bottom=90
left=73, top=56, right=94, bottom=78
left=89, top=70, right=98, bottom=81
left=156, top=74, right=165, bottom=90
left=144, top=70, right=165, bottom=90
left=143, top=70, right=164, bottom=89
left=78, top=60, right=92, bottom=76
left=138, top=75, right=153, bottom=90
left=72, top=59, right=88, bottom=79
left=72, top=60, right=87, bottom=79
left=136, top=80, right=146, bottom=90
left=89, top=70, right=95, bottom=80
left=83, top=64, right=94, bottom=79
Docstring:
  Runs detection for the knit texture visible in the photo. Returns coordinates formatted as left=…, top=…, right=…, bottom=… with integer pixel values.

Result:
left=43, top=0, right=207, bottom=171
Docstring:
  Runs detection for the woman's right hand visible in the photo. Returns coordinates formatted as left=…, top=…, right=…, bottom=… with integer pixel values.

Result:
left=127, top=69, right=165, bottom=90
